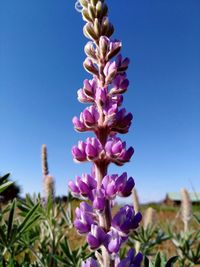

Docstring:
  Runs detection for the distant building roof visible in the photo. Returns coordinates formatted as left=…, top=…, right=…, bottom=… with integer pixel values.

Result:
left=166, top=192, right=200, bottom=202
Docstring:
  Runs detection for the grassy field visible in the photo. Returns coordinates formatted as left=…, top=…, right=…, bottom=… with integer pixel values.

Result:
left=0, top=196, right=199, bottom=266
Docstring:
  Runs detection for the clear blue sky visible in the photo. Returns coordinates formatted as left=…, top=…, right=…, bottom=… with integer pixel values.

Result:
left=0, top=0, right=200, bottom=203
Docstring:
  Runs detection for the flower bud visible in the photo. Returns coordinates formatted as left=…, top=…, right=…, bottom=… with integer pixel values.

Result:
left=84, top=42, right=97, bottom=61
left=83, top=23, right=98, bottom=41
left=96, top=1, right=103, bottom=18
left=101, top=16, right=114, bottom=37
left=101, top=3, right=108, bottom=18
left=88, top=4, right=96, bottom=20
left=83, top=78, right=97, bottom=99
left=82, top=9, right=92, bottom=22
left=106, top=23, right=114, bottom=38
left=104, top=61, right=117, bottom=84
left=79, top=0, right=88, bottom=8
left=93, top=18, right=101, bottom=38
left=101, top=16, right=109, bottom=36
left=83, top=58, right=99, bottom=76
left=107, top=40, right=121, bottom=60
left=99, top=36, right=109, bottom=58
left=91, top=0, right=98, bottom=6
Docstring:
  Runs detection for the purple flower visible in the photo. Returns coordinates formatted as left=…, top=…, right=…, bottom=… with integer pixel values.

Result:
left=82, top=258, right=99, bottom=267
left=110, top=74, right=129, bottom=95
left=72, top=141, right=87, bottom=162
left=100, top=173, right=135, bottom=199
left=111, top=94, right=123, bottom=106
left=103, top=101, right=118, bottom=127
left=115, top=172, right=135, bottom=197
left=92, top=189, right=106, bottom=211
left=117, top=248, right=143, bottom=267
left=68, top=173, right=97, bottom=199
left=116, top=54, right=130, bottom=72
left=95, top=87, right=107, bottom=104
left=112, top=205, right=142, bottom=236
left=72, top=116, right=85, bottom=132
left=77, top=88, right=91, bottom=103
left=102, top=175, right=118, bottom=199
left=108, top=39, right=122, bottom=60
left=104, top=61, right=117, bottom=84
left=83, top=78, right=97, bottom=98
left=105, top=137, right=134, bottom=165
left=104, top=229, right=122, bottom=254
left=87, top=224, right=106, bottom=250
left=74, top=203, right=94, bottom=234
left=112, top=108, right=133, bottom=134
left=77, top=78, right=97, bottom=103
left=85, top=137, right=103, bottom=161
left=72, top=138, right=104, bottom=162
left=68, top=180, right=80, bottom=197
left=73, top=106, right=99, bottom=132
left=98, top=36, right=121, bottom=60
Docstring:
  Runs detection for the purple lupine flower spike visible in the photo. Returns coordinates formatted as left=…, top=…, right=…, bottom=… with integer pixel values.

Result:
left=69, top=0, right=142, bottom=266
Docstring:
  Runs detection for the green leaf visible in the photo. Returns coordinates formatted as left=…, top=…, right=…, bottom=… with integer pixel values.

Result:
left=144, top=256, right=150, bottom=267
left=7, top=199, right=16, bottom=242
left=0, top=181, right=13, bottom=193
left=194, top=214, right=200, bottom=225
left=165, top=256, right=178, bottom=267
left=17, top=202, right=40, bottom=236
left=154, top=252, right=161, bottom=267
left=0, top=227, right=7, bottom=246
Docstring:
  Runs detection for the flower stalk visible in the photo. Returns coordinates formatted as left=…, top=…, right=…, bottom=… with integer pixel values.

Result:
left=69, top=1, right=142, bottom=266
left=181, top=188, right=192, bottom=233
